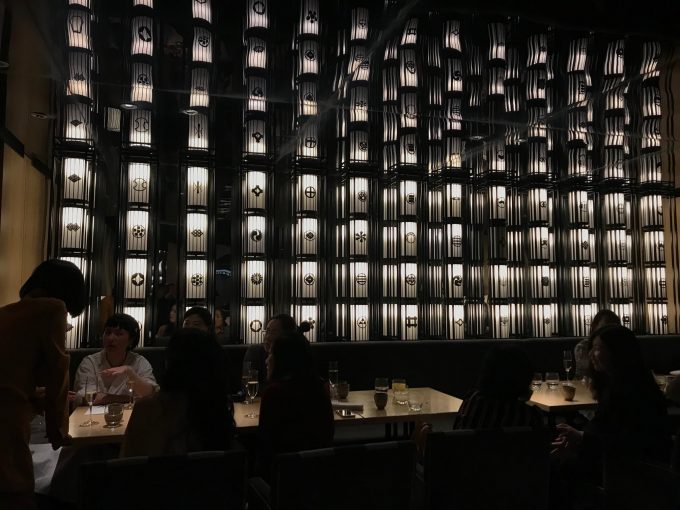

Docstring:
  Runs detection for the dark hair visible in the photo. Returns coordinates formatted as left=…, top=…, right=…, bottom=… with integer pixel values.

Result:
left=588, top=325, right=659, bottom=403
left=591, top=309, right=621, bottom=335
left=269, top=313, right=298, bottom=333
left=183, top=306, right=213, bottom=330
left=477, top=345, right=533, bottom=400
left=20, top=259, right=86, bottom=317
left=163, top=329, right=234, bottom=450
left=270, top=331, right=317, bottom=382
left=105, top=313, right=141, bottom=350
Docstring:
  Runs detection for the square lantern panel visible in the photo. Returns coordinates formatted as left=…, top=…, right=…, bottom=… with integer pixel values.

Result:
left=350, top=304, right=370, bottom=341
left=244, top=119, right=267, bottom=155
left=106, top=107, right=121, bottom=132
left=188, top=113, right=209, bottom=150
left=383, top=106, right=399, bottom=142
left=245, top=0, right=269, bottom=30
left=124, top=258, right=147, bottom=300
left=382, top=186, right=398, bottom=220
left=192, top=0, right=211, bottom=22
left=428, top=190, right=442, bottom=222
left=123, top=307, right=146, bottom=347
left=646, top=303, right=668, bottom=335
left=127, top=163, right=151, bottom=205
left=349, top=219, right=368, bottom=256
left=298, top=40, right=319, bottom=76
left=447, top=304, right=465, bottom=340
left=350, top=87, right=369, bottom=123
left=187, top=166, right=209, bottom=207
left=643, top=231, right=665, bottom=263
left=246, top=76, right=266, bottom=112
left=192, top=27, right=213, bottom=63
left=571, top=266, right=596, bottom=299
left=67, top=8, right=91, bottom=49
left=645, top=267, right=667, bottom=300
left=293, top=304, right=318, bottom=342
left=294, top=261, right=317, bottom=299
left=131, top=62, right=153, bottom=104
left=299, top=0, right=320, bottom=35
left=569, top=229, right=593, bottom=262
left=298, top=82, right=317, bottom=117
left=129, top=109, right=152, bottom=146
left=186, top=259, right=207, bottom=300
left=399, top=181, right=417, bottom=215
left=64, top=103, right=91, bottom=141
left=131, top=17, right=153, bottom=56
left=382, top=67, right=398, bottom=103
left=605, top=230, right=631, bottom=262
left=400, top=18, right=418, bottom=46
left=528, top=227, right=551, bottom=262
left=639, top=195, right=663, bottom=228
left=335, top=263, right=347, bottom=298
left=67, top=51, right=91, bottom=98
left=61, top=206, right=89, bottom=250
left=399, top=49, right=418, bottom=88
left=399, top=221, right=417, bottom=257
left=446, top=263, right=464, bottom=299
left=382, top=264, right=397, bottom=297
left=445, top=184, right=463, bottom=219
left=465, top=302, right=484, bottom=337
left=638, top=152, right=661, bottom=184
left=382, top=225, right=397, bottom=259
left=400, top=304, right=418, bottom=341
left=400, top=262, right=417, bottom=298
left=489, top=186, right=506, bottom=221
left=244, top=215, right=266, bottom=254
left=295, top=218, right=318, bottom=255
left=571, top=304, right=597, bottom=338
left=63, top=158, right=90, bottom=201
left=610, top=303, right=633, bottom=330
left=296, top=174, right=318, bottom=212
left=349, top=261, right=368, bottom=298
left=567, top=191, right=591, bottom=226
left=335, top=224, right=347, bottom=258
left=245, top=37, right=267, bottom=69
left=428, top=226, right=442, bottom=259
left=245, top=260, right=266, bottom=299
left=399, top=134, right=418, bottom=166
left=348, top=177, right=369, bottom=215
left=442, top=20, right=461, bottom=52
left=532, top=304, right=557, bottom=337
left=243, top=305, right=265, bottom=344
left=490, top=264, right=508, bottom=299
left=190, top=68, right=210, bottom=108
left=350, top=7, right=369, bottom=41
left=491, top=304, right=510, bottom=339
left=349, top=130, right=369, bottom=163
left=186, top=213, right=208, bottom=253
left=527, top=189, right=551, bottom=224
left=446, top=223, right=463, bottom=259
left=126, top=210, right=149, bottom=252
left=297, top=123, right=319, bottom=159
left=243, top=171, right=266, bottom=210
left=530, top=265, right=556, bottom=299
left=608, top=267, right=633, bottom=299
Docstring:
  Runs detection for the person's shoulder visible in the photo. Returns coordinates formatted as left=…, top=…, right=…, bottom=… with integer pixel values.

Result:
left=78, top=351, right=103, bottom=367
left=1, top=298, right=67, bottom=315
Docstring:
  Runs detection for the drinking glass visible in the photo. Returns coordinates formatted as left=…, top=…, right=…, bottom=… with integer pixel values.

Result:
left=124, top=378, right=135, bottom=410
left=80, top=377, right=99, bottom=427
left=328, top=361, right=339, bottom=399
left=531, top=372, right=543, bottom=390
left=563, top=350, right=574, bottom=381
left=546, top=372, right=560, bottom=390
left=245, top=369, right=259, bottom=419
left=375, top=378, right=389, bottom=392
left=241, top=361, right=252, bottom=405
left=392, top=378, right=408, bottom=404
left=408, top=391, right=423, bottom=412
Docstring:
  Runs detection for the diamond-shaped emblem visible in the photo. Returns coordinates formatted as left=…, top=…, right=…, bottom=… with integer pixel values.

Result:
left=68, top=173, right=81, bottom=183
left=251, top=185, right=263, bottom=197
left=304, top=273, right=315, bottom=285
left=131, top=272, right=144, bottom=286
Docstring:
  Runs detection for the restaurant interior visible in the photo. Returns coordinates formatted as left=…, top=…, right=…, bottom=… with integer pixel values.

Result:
left=1, top=0, right=680, bottom=508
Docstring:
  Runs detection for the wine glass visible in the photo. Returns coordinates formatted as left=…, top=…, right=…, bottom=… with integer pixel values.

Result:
left=124, top=379, right=135, bottom=410
left=241, top=361, right=252, bottom=405
left=245, top=369, right=259, bottom=419
left=80, top=377, right=99, bottom=427
left=328, top=361, right=339, bottom=399
left=563, top=350, right=574, bottom=381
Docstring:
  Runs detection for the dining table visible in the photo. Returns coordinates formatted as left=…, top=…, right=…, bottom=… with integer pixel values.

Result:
left=527, top=381, right=597, bottom=414
left=67, top=387, right=463, bottom=446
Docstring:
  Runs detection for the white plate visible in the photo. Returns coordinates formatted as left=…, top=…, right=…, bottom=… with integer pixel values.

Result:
left=670, top=370, right=680, bottom=376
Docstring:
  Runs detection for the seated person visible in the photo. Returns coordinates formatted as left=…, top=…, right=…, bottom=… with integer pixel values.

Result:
left=454, top=345, right=543, bottom=430
left=574, top=309, right=620, bottom=380
left=182, top=306, right=213, bottom=334
left=154, top=303, right=177, bottom=345
left=121, top=329, right=235, bottom=457
left=256, top=331, right=333, bottom=478
left=214, top=308, right=235, bottom=345
left=74, top=314, right=157, bottom=406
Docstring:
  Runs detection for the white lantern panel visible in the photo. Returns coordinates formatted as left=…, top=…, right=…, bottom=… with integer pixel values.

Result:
left=67, top=9, right=91, bottom=50
left=244, top=215, right=266, bottom=254
left=187, top=213, right=208, bottom=253
left=348, top=46, right=369, bottom=82
left=294, top=261, right=317, bottom=299
left=646, top=303, right=668, bottom=335
left=192, top=27, right=212, bottom=63
left=187, top=167, right=209, bottom=207
left=293, top=304, right=318, bottom=342
left=133, top=0, right=152, bottom=6
left=296, top=174, right=318, bottom=212
left=447, top=304, right=465, bottom=340
left=399, top=134, right=418, bottom=166
left=190, top=68, right=210, bottom=108
left=296, top=218, right=318, bottom=255
left=382, top=226, right=397, bottom=259
left=350, top=87, right=369, bottom=123
left=349, top=177, right=369, bottom=214
left=400, top=263, right=417, bottom=298
left=244, top=171, right=266, bottom=210
left=131, top=62, right=153, bottom=104
left=127, top=163, right=151, bottom=204
left=245, top=37, right=267, bottom=69
left=123, top=307, right=146, bottom=347
left=492, top=305, right=510, bottom=339
left=350, top=304, right=369, bottom=341
left=349, top=219, right=368, bottom=256
left=349, top=130, right=369, bottom=162
left=350, top=8, right=369, bottom=41
left=131, top=17, right=153, bottom=56
left=61, top=206, right=89, bottom=249
left=245, top=120, right=267, bottom=155
left=350, top=261, right=368, bottom=298
left=124, top=258, right=147, bottom=299
left=127, top=210, right=149, bottom=252
left=297, top=123, right=319, bottom=159
left=400, top=18, right=418, bottom=46
left=192, top=0, right=211, bottom=22
left=129, top=109, right=152, bottom=146
left=63, top=158, right=90, bottom=201
left=245, top=260, right=266, bottom=299
left=399, top=181, right=418, bottom=215
left=246, top=0, right=269, bottom=30
left=400, top=49, right=418, bottom=87
left=67, top=52, right=91, bottom=98
left=188, top=113, right=209, bottom=150
left=382, top=302, right=398, bottom=337
left=400, top=222, right=417, bottom=257
left=401, top=93, right=418, bottom=129
left=298, top=40, right=319, bottom=75
left=246, top=76, right=267, bottom=112
left=299, top=0, right=320, bottom=35
left=532, top=304, right=557, bottom=337
left=243, top=305, right=266, bottom=344
left=643, top=231, right=665, bottom=263
left=401, top=304, right=418, bottom=340
left=186, top=259, right=207, bottom=300
left=645, top=267, right=667, bottom=300
left=446, top=263, right=464, bottom=299
left=64, top=103, right=91, bottom=141
left=298, top=81, right=318, bottom=117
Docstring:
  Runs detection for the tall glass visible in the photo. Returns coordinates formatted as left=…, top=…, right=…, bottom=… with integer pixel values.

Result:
left=124, top=378, right=135, bottom=410
left=546, top=372, right=560, bottom=390
left=328, top=361, right=339, bottom=399
left=80, top=377, right=99, bottom=427
left=563, top=350, right=573, bottom=381
left=245, top=369, right=259, bottom=419
left=241, top=361, right=252, bottom=404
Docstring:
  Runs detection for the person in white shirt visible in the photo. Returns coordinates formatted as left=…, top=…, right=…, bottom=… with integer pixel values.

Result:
left=74, top=313, right=158, bottom=406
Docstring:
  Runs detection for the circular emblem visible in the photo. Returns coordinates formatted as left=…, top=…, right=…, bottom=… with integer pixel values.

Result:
left=303, top=273, right=315, bottom=285
left=132, top=177, right=147, bottom=191
left=496, top=198, right=505, bottom=209
left=190, top=274, right=204, bottom=287
left=405, top=274, right=416, bottom=286
left=252, top=1, right=266, bottom=14
left=357, top=190, right=367, bottom=202
left=132, top=225, right=146, bottom=238
left=249, top=319, right=262, bottom=332
left=131, top=273, right=144, bottom=286
left=357, top=317, right=367, bottom=328
left=250, top=229, right=262, bottom=242
left=452, top=276, right=462, bottom=287
left=355, top=273, right=367, bottom=285
left=304, top=230, right=316, bottom=241
left=405, top=232, right=416, bottom=244
left=250, top=273, right=263, bottom=285
left=358, top=141, right=368, bottom=152
left=197, top=35, right=210, bottom=47
left=305, top=186, right=316, bottom=199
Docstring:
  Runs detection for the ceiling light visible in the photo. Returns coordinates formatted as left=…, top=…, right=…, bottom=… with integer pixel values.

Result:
left=120, top=103, right=137, bottom=110
left=31, top=111, right=49, bottom=119
left=181, top=108, right=199, bottom=116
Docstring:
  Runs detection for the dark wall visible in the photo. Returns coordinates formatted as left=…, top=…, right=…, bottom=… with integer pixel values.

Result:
left=68, top=335, right=680, bottom=398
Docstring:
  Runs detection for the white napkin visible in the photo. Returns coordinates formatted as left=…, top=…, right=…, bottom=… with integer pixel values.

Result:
left=85, top=405, right=107, bottom=415
left=331, top=401, right=364, bottom=412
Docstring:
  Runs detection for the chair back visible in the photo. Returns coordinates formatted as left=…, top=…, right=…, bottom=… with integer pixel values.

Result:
left=79, top=450, right=247, bottom=510
left=423, top=427, right=550, bottom=510
left=270, top=440, right=416, bottom=510
left=604, top=456, right=680, bottom=510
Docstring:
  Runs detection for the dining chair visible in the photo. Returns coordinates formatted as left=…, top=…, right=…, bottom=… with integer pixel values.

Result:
left=422, top=427, right=551, bottom=510
left=248, top=440, right=416, bottom=510
left=78, top=450, right=247, bottom=509
left=603, top=455, right=680, bottom=510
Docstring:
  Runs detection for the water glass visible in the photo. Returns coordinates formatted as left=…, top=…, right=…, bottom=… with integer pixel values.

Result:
left=563, top=350, right=573, bottom=381
left=531, top=372, right=543, bottom=390
left=328, top=361, right=339, bottom=399
left=546, top=372, right=560, bottom=389
left=392, top=378, right=408, bottom=405
left=408, top=391, right=423, bottom=412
